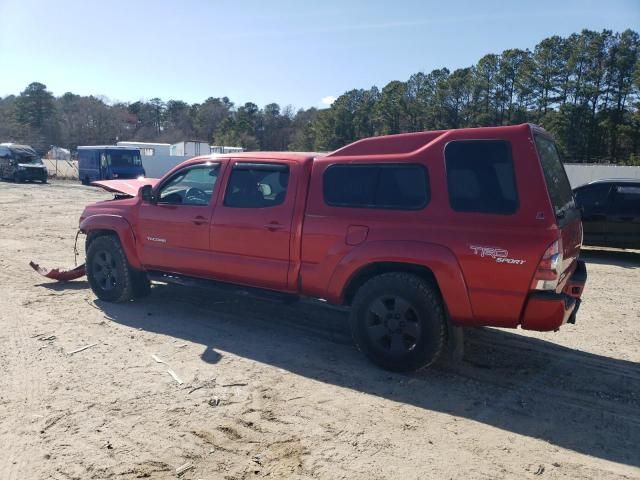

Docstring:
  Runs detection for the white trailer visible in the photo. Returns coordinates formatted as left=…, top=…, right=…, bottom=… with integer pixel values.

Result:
left=117, top=141, right=171, bottom=157
left=170, top=141, right=210, bottom=157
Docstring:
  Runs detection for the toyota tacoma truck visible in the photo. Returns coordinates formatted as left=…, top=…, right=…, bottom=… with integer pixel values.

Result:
left=77, top=124, right=587, bottom=371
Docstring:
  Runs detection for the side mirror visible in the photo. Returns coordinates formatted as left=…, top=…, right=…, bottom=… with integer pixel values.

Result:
left=139, top=184, right=155, bottom=203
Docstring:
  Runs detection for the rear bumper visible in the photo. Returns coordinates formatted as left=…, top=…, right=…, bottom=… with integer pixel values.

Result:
left=520, top=260, right=587, bottom=331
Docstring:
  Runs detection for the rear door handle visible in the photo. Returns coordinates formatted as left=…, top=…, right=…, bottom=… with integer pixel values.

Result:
left=192, top=216, right=207, bottom=225
left=264, top=222, right=284, bottom=231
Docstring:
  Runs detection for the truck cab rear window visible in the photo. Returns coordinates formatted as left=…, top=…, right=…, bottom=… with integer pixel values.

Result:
left=323, top=164, right=429, bottom=210
left=445, top=140, right=518, bottom=215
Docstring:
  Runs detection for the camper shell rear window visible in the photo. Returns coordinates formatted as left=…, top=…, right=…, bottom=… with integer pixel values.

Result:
left=534, top=134, right=575, bottom=219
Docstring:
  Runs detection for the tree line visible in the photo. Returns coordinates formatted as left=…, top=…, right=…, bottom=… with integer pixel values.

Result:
left=0, top=29, right=638, bottom=164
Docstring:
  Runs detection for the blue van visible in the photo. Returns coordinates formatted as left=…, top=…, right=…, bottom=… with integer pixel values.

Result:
left=77, top=146, right=145, bottom=184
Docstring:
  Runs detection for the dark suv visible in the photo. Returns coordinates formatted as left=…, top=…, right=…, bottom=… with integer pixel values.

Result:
left=0, top=143, right=48, bottom=183
left=573, top=179, right=640, bottom=249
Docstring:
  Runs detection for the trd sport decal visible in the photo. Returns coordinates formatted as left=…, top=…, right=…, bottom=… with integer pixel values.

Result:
left=469, top=245, right=526, bottom=265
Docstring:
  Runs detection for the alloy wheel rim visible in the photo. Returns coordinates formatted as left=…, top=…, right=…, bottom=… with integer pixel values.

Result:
left=365, top=295, right=421, bottom=355
left=92, top=250, right=118, bottom=291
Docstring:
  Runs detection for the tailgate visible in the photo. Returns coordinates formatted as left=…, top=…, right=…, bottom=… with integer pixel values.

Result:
left=533, top=131, right=583, bottom=291
left=558, top=215, right=583, bottom=290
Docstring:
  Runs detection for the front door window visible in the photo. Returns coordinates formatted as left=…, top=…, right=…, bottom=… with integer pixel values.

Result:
left=158, top=164, right=220, bottom=205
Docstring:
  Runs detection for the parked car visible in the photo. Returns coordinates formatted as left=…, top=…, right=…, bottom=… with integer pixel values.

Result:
left=573, top=179, right=640, bottom=249
left=78, top=124, right=587, bottom=371
left=0, top=143, right=48, bottom=183
left=77, top=146, right=145, bottom=185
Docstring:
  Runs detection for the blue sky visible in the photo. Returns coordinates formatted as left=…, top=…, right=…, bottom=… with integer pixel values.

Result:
left=0, top=0, right=638, bottom=109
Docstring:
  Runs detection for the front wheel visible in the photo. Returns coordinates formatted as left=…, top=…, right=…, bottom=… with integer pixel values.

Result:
left=350, top=272, right=446, bottom=372
left=86, top=235, right=134, bottom=302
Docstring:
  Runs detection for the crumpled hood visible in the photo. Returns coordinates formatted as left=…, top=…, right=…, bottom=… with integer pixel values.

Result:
left=91, top=178, right=159, bottom=196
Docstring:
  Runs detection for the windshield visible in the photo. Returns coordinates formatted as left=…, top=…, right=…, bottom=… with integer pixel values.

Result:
left=14, top=151, right=42, bottom=164
left=106, top=150, right=142, bottom=168
left=534, top=134, right=575, bottom=219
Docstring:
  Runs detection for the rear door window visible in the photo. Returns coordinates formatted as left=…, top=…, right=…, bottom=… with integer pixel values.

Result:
left=445, top=140, right=518, bottom=214
left=534, top=134, right=575, bottom=218
left=224, top=163, right=289, bottom=208
left=323, top=164, right=429, bottom=210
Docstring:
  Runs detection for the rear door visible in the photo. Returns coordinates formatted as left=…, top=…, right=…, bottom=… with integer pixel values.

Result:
left=209, top=161, right=296, bottom=290
left=534, top=134, right=582, bottom=279
left=604, top=183, right=640, bottom=248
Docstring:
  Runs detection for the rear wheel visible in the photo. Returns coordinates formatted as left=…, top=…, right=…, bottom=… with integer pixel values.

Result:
left=86, top=236, right=134, bottom=302
left=350, top=272, right=446, bottom=372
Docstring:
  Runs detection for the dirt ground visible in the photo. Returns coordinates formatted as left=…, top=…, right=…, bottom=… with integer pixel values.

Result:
left=0, top=180, right=638, bottom=480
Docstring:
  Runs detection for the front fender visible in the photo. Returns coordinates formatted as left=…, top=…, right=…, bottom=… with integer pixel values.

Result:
left=79, top=214, right=142, bottom=269
left=327, top=240, right=473, bottom=323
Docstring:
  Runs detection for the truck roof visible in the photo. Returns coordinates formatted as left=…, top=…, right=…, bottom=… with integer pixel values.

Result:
left=211, top=151, right=326, bottom=162
left=183, top=124, right=540, bottom=167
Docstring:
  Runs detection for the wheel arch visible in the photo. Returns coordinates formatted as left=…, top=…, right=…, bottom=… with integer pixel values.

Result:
left=80, top=214, right=142, bottom=269
left=329, top=241, right=473, bottom=323
left=342, top=262, right=439, bottom=305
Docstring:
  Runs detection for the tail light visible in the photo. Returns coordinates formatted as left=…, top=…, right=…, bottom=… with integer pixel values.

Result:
left=531, top=239, right=563, bottom=291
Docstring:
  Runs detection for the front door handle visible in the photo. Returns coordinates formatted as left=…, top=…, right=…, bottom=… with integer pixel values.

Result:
left=264, top=222, right=284, bottom=232
left=192, top=216, right=207, bottom=225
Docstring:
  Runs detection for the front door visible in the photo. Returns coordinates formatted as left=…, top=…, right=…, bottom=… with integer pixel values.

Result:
left=210, top=161, right=295, bottom=290
left=137, top=162, right=222, bottom=276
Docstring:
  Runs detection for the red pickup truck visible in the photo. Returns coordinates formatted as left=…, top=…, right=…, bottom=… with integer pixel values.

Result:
left=79, top=123, right=587, bottom=371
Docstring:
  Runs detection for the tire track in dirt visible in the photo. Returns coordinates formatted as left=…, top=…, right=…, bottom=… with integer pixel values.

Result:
left=0, top=296, right=48, bottom=480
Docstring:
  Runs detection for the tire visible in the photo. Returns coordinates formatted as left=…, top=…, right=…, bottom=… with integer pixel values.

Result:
left=81, top=176, right=89, bottom=186
left=131, top=270, right=152, bottom=298
left=86, top=235, right=134, bottom=303
left=350, top=272, right=446, bottom=372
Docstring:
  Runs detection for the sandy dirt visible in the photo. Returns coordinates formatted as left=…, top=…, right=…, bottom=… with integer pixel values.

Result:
left=0, top=180, right=639, bottom=480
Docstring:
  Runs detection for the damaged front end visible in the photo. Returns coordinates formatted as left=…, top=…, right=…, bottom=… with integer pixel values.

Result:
left=30, top=177, right=155, bottom=282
